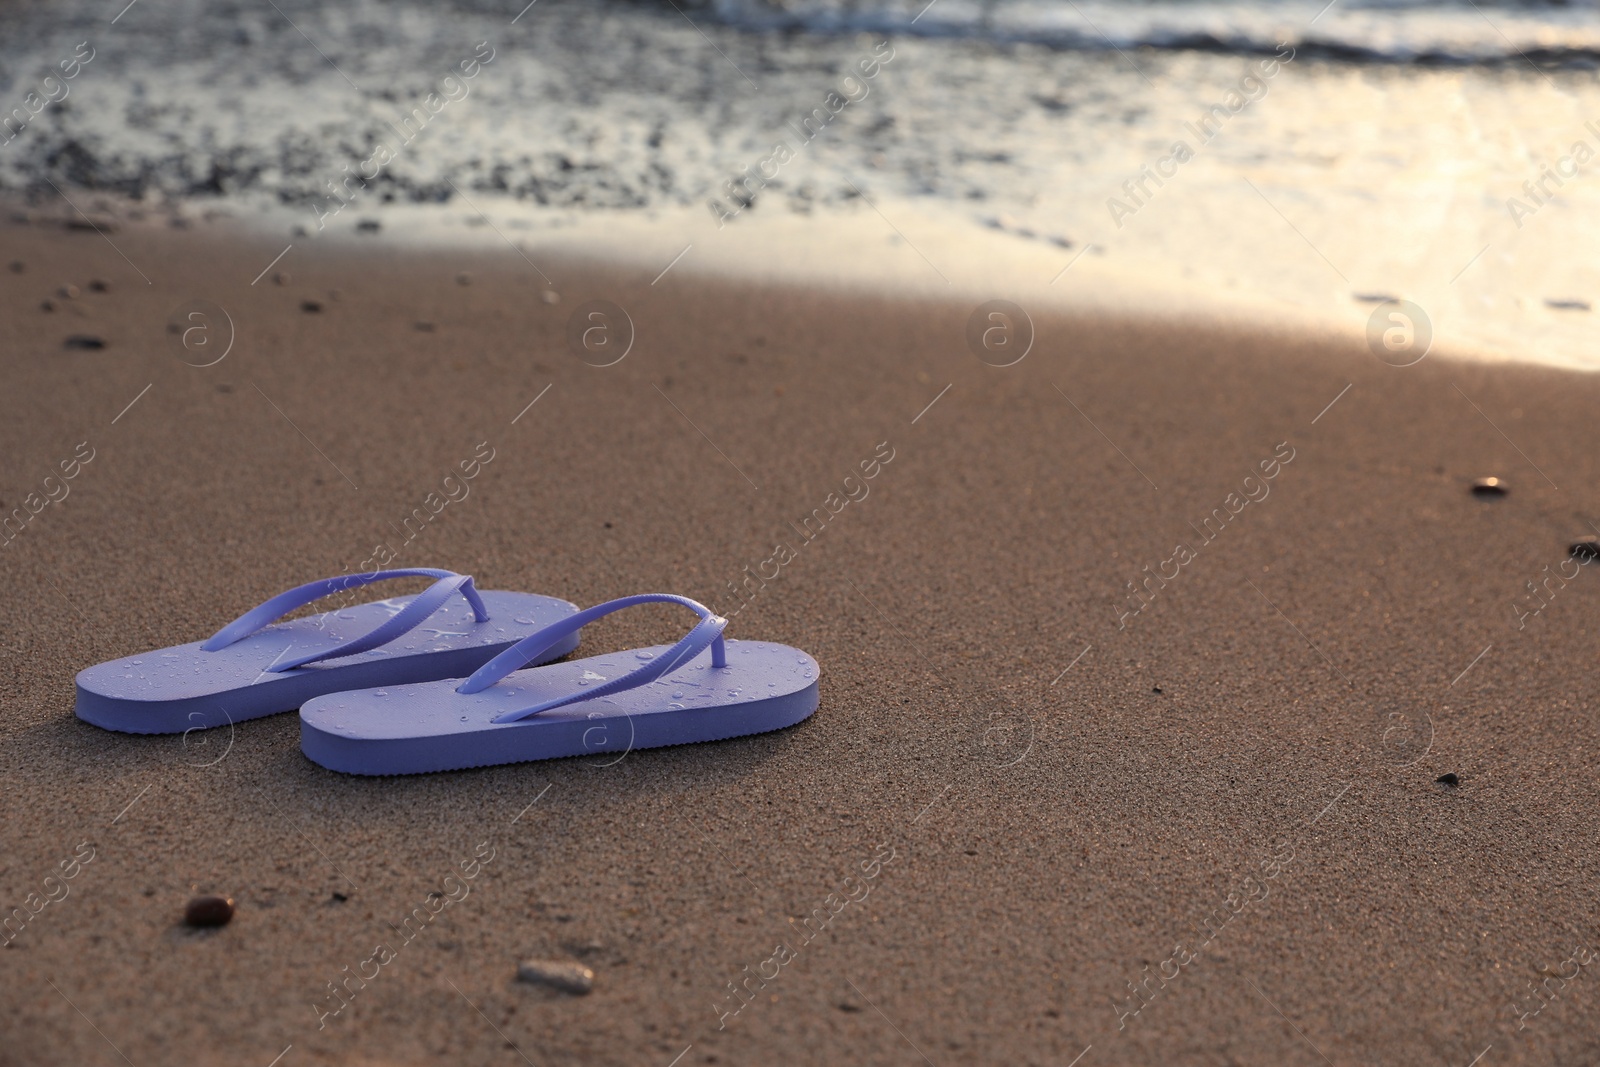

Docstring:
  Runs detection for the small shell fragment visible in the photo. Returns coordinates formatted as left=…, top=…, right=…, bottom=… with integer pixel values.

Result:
left=516, top=959, right=593, bottom=994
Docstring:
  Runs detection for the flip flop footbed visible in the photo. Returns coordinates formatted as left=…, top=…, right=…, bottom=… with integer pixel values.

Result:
left=76, top=591, right=579, bottom=734
left=300, top=639, right=819, bottom=775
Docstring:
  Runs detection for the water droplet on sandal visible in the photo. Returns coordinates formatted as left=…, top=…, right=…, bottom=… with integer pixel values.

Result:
left=668, top=703, right=685, bottom=709
left=636, top=651, right=655, bottom=660
left=672, top=692, right=683, bottom=699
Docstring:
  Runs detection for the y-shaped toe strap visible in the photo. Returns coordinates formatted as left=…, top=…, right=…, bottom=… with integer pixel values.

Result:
left=200, top=568, right=491, bottom=672
left=453, top=593, right=727, bottom=723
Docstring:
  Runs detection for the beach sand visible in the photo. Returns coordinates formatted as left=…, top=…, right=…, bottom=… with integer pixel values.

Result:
left=2, top=215, right=1598, bottom=1066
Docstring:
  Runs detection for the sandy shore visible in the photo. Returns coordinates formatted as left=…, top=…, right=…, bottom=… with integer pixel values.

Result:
left=2, top=215, right=1598, bottom=1066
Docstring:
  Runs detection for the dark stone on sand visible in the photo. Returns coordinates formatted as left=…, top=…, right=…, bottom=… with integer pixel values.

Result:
left=1544, top=298, right=1591, bottom=311
left=88, top=279, right=108, bottom=292
left=1470, top=477, right=1507, bottom=497
left=40, top=300, right=54, bottom=312
left=1435, top=772, right=1459, bottom=786
left=8, top=261, right=23, bottom=273
left=1570, top=536, right=1600, bottom=561
left=300, top=300, right=322, bottom=313
left=1353, top=292, right=1400, bottom=304
left=355, top=219, right=381, bottom=233
left=331, top=892, right=348, bottom=902
left=65, top=217, right=116, bottom=233
left=185, top=895, right=234, bottom=927
left=413, top=321, right=435, bottom=332
left=272, top=272, right=289, bottom=286
left=837, top=1002, right=863, bottom=1012
left=63, top=335, right=105, bottom=350
left=456, top=272, right=472, bottom=286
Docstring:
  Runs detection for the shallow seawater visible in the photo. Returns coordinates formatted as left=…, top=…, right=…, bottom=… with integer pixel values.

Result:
left=2, top=0, right=1596, bottom=367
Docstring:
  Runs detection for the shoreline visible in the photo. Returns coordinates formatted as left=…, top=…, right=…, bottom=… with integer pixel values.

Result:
left=8, top=193, right=1570, bottom=376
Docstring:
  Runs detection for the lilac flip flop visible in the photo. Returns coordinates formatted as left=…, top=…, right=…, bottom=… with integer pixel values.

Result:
left=76, top=569, right=581, bottom=734
left=300, top=593, right=819, bottom=775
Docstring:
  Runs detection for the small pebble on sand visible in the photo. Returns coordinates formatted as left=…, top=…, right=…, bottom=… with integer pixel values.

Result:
left=59, top=284, right=80, bottom=299
left=300, top=300, right=322, bottom=313
left=1435, top=772, right=1459, bottom=786
left=272, top=272, right=290, bottom=286
left=413, top=321, right=435, bottom=332
left=456, top=272, right=472, bottom=286
left=8, top=261, right=24, bottom=273
left=63, top=335, right=105, bottom=350
left=184, top=895, right=235, bottom=927
left=356, top=219, right=381, bottom=233
left=1544, top=298, right=1591, bottom=312
left=40, top=300, right=54, bottom=312
left=1470, top=477, right=1507, bottom=497
left=516, top=959, right=594, bottom=994
left=88, top=279, right=108, bottom=292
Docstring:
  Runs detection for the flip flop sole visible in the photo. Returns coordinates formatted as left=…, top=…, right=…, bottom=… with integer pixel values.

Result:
left=300, top=639, right=819, bottom=775
left=76, top=591, right=580, bottom=734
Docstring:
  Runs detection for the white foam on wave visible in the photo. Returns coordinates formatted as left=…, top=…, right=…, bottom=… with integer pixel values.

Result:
left=705, top=0, right=1600, bottom=65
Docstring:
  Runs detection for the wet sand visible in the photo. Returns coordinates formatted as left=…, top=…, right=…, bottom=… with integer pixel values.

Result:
left=2, top=216, right=1598, bottom=1066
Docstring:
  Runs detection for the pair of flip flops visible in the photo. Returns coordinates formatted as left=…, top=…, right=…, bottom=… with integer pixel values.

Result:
left=75, top=568, right=820, bottom=775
